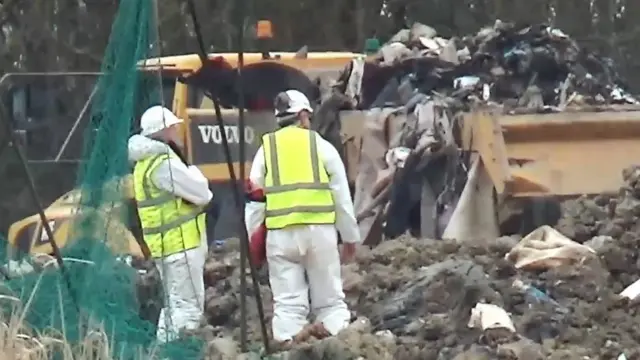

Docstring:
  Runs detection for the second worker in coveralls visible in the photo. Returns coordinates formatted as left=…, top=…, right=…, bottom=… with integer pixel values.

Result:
left=128, top=105, right=213, bottom=343
left=246, top=89, right=361, bottom=345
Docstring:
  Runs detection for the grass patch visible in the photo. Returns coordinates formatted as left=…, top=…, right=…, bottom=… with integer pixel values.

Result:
left=0, top=255, right=154, bottom=360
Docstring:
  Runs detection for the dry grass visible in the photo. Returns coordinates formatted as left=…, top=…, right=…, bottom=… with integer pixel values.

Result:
left=0, top=254, right=151, bottom=360
left=0, top=315, right=114, bottom=360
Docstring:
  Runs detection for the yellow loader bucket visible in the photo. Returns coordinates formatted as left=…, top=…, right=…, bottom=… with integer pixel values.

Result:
left=462, top=107, right=640, bottom=198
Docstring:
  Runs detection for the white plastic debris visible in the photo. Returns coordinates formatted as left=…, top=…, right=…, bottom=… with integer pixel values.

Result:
left=467, top=303, right=516, bottom=332
left=619, top=279, right=640, bottom=300
left=419, top=37, right=440, bottom=51
left=482, top=84, right=491, bottom=101
left=610, top=87, right=639, bottom=104
left=385, top=147, right=411, bottom=168
left=547, top=27, right=568, bottom=39
left=454, top=76, right=480, bottom=89
left=457, top=47, right=471, bottom=62
left=115, top=255, right=134, bottom=266
left=375, top=329, right=395, bottom=341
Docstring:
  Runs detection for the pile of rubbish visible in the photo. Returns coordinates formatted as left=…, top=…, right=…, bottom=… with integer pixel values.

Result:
left=350, top=20, right=638, bottom=111
left=182, top=213, right=640, bottom=359
left=131, top=22, right=640, bottom=359
left=316, top=20, right=640, bottom=247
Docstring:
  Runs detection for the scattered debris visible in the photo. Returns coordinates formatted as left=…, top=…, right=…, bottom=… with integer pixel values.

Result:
left=170, top=232, right=640, bottom=359
left=619, top=278, right=640, bottom=301
left=467, top=303, right=516, bottom=333
left=506, top=225, right=596, bottom=270
left=189, top=145, right=640, bottom=359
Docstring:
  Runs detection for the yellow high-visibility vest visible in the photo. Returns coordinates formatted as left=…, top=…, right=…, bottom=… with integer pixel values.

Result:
left=133, top=153, right=205, bottom=258
left=262, top=126, right=336, bottom=229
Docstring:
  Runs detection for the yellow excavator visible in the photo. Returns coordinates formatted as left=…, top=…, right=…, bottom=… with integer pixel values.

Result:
left=8, top=21, right=640, bottom=256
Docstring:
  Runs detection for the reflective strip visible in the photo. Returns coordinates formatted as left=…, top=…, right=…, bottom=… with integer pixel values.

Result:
left=309, top=132, right=321, bottom=183
left=265, top=205, right=335, bottom=217
left=137, top=153, right=204, bottom=234
left=138, top=154, right=174, bottom=208
left=137, top=193, right=173, bottom=208
left=265, top=130, right=328, bottom=193
left=264, top=182, right=330, bottom=194
left=267, top=133, right=280, bottom=186
left=142, top=209, right=203, bottom=235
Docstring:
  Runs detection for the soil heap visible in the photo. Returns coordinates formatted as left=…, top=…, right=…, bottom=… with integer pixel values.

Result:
left=191, top=205, right=640, bottom=360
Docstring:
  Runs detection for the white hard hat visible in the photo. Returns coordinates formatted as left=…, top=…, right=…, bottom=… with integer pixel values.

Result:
left=140, top=105, right=183, bottom=136
left=274, top=89, right=313, bottom=118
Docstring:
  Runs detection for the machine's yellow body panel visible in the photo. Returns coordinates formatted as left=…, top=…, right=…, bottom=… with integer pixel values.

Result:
left=462, top=107, right=640, bottom=198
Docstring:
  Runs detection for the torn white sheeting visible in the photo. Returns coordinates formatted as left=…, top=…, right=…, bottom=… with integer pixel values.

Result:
left=418, top=36, right=448, bottom=51
left=505, top=225, right=596, bottom=270
left=353, top=107, right=404, bottom=246
left=345, top=56, right=366, bottom=105
left=468, top=303, right=516, bottom=332
left=441, top=155, right=499, bottom=242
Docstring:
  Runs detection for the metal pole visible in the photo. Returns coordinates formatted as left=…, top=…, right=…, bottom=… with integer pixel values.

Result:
left=236, top=0, right=248, bottom=351
left=184, top=0, right=270, bottom=353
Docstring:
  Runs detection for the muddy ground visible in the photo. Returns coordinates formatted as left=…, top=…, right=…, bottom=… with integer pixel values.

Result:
left=137, top=166, right=640, bottom=359
left=196, top=237, right=640, bottom=359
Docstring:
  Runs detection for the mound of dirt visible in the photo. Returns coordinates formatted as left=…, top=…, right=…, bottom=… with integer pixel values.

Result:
left=132, top=167, right=640, bottom=359
left=191, top=230, right=640, bottom=360
left=556, top=166, right=640, bottom=285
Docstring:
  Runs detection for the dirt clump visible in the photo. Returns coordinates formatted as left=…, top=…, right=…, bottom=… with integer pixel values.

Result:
left=557, top=165, right=640, bottom=243
left=557, top=166, right=640, bottom=288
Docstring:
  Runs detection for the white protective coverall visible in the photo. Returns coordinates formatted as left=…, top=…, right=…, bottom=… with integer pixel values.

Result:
left=128, top=134, right=212, bottom=343
left=246, top=131, right=361, bottom=342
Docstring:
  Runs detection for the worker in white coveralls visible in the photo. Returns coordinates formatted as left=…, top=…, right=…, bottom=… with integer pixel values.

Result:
left=246, top=89, right=361, bottom=345
left=128, top=105, right=213, bottom=343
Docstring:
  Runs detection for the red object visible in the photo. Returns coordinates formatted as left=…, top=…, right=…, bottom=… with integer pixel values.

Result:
left=246, top=180, right=267, bottom=267
left=250, top=224, right=267, bottom=267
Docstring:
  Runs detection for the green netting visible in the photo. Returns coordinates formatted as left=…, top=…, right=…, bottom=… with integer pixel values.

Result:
left=0, top=0, right=203, bottom=358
